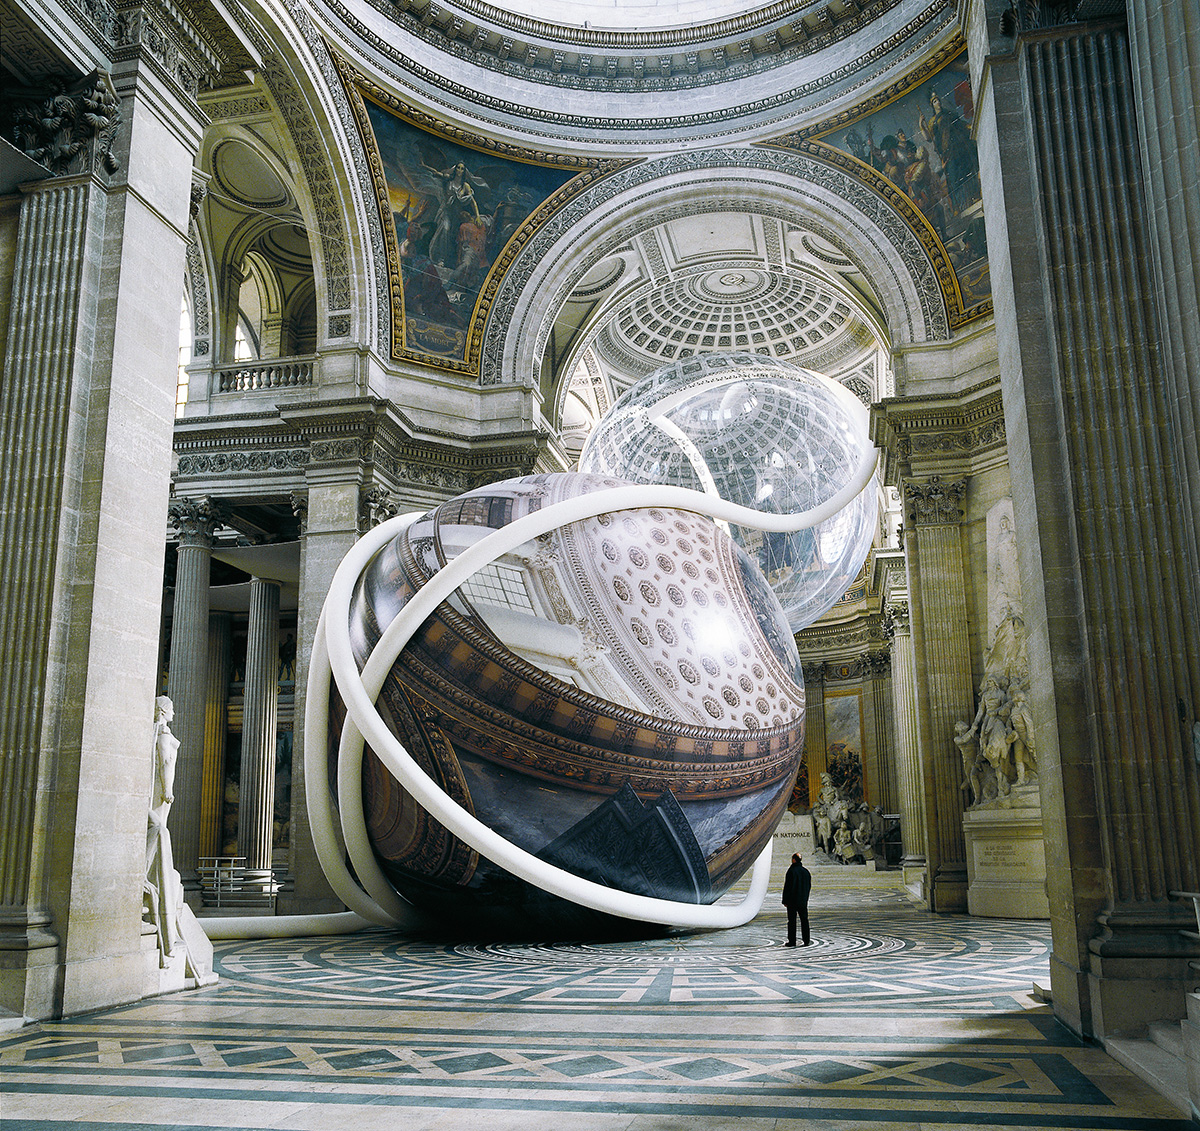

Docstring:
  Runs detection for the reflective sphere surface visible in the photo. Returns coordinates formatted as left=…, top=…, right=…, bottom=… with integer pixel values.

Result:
left=578, top=352, right=877, bottom=631
left=334, top=473, right=805, bottom=935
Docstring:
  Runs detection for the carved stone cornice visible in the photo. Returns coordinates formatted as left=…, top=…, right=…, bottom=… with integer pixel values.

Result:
left=62, top=0, right=263, bottom=96
left=317, top=0, right=951, bottom=136
left=4, top=70, right=121, bottom=177
left=904, top=475, right=967, bottom=526
left=796, top=612, right=888, bottom=655
left=173, top=399, right=546, bottom=495
left=800, top=649, right=891, bottom=685
left=870, top=377, right=1006, bottom=484
left=999, top=0, right=1124, bottom=39
left=168, top=495, right=222, bottom=547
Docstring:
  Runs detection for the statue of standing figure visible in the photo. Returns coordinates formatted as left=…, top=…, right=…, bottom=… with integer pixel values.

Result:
left=1006, top=678, right=1037, bottom=785
left=955, top=671, right=1039, bottom=807
left=144, top=695, right=183, bottom=964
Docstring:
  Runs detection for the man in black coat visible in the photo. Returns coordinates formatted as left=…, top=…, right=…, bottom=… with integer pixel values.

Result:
left=782, top=853, right=812, bottom=947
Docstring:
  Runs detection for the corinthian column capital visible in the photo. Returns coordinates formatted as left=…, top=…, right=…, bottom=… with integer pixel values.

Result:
left=904, top=476, right=967, bottom=526
left=168, top=496, right=222, bottom=547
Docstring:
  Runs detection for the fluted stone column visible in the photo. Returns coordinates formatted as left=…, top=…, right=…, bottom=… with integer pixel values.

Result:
left=201, top=613, right=232, bottom=860
left=904, top=477, right=974, bottom=912
left=864, top=654, right=895, bottom=814
left=1126, top=2, right=1200, bottom=1106
left=887, top=599, right=927, bottom=869
left=967, top=7, right=1200, bottom=1038
left=238, top=577, right=281, bottom=891
left=166, top=498, right=219, bottom=899
left=1125, top=1, right=1200, bottom=569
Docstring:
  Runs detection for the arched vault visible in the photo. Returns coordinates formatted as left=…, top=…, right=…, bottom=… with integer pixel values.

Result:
left=484, top=146, right=952, bottom=410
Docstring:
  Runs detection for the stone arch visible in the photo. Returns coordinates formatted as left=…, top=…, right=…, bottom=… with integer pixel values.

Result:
left=484, top=146, right=950, bottom=407
left=200, top=0, right=391, bottom=355
left=185, top=222, right=214, bottom=362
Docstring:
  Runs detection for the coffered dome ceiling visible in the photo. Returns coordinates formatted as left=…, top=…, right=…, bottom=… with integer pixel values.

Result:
left=554, top=214, right=886, bottom=456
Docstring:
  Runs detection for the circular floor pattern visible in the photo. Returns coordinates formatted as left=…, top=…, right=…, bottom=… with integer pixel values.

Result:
left=211, top=906, right=1051, bottom=1008
left=462, top=923, right=907, bottom=964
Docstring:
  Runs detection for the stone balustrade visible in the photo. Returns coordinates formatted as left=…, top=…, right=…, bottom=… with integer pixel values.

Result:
left=216, top=357, right=316, bottom=393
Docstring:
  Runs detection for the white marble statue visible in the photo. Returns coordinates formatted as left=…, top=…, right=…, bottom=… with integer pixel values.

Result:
left=144, top=695, right=183, bottom=965
left=1006, top=679, right=1037, bottom=785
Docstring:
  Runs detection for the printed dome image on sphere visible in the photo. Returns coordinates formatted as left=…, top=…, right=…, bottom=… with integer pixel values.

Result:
left=330, top=473, right=806, bottom=937
left=578, top=352, right=877, bottom=632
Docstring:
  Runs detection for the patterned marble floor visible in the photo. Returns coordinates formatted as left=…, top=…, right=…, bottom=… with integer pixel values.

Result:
left=2, top=875, right=1192, bottom=1130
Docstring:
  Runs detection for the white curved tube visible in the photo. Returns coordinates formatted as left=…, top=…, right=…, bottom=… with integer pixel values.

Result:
left=303, top=516, right=430, bottom=930
left=314, top=451, right=876, bottom=929
left=203, top=912, right=376, bottom=939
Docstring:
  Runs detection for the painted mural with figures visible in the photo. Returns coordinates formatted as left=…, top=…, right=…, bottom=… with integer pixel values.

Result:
left=348, top=79, right=608, bottom=369
left=772, top=47, right=989, bottom=325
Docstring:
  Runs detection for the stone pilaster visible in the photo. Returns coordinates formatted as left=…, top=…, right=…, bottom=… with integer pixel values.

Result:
left=802, top=663, right=827, bottom=810
left=1124, top=1, right=1200, bottom=571
left=167, top=497, right=220, bottom=898
left=969, top=10, right=1200, bottom=1037
left=0, top=175, right=94, bottom=1018
left=238, top=577, right=281, bottom=890
left=887, top=599, right=927, bottom=868
left=201, top=613, right=232, bottom=860
left=904, top=476, right=973, bottom=912
left=0, top=48, right=207, bottom=1019
left=275, top=482, right=354, bottom=914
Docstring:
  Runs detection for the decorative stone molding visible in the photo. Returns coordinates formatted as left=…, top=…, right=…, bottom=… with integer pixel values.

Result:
left=6, top=69, right=121, bottom=177
left=905, top=475, right=966, bottom=526
left=174, top=400, right=546, bottom=500
left=362, top=485, right=401, bottom=529
left=168, top=496, right=223, bottom=546
left=497, top=149, right=949, bottom=388
left=320, top=0, right=951, bottom=135
left=273, top=0, right=393, bottom=353
left=189, top=173, right=207, bottom=219
left=870, top=379, right=1006, bottom=483
left=199, top=94, right=273, bottom=120
left=802, top=661, right=827, bottom=684
left=263, top=56, right=353, bottom=316
left=175, top=448, right=310, bottom=476
left=797, top=613, right=889, bottom=653
left=999, top=0, right=1124, bottom=38
left=185, top=227, right=211, bottom=357
left=800, top=650, right=892, bottom=684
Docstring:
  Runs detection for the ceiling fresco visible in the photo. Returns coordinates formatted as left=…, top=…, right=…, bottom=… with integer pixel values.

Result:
left=343, top=40, right=988, bottom=380
left=344, top=63, right=622, bottom=373
left=773, top=44, right=991, bottom=323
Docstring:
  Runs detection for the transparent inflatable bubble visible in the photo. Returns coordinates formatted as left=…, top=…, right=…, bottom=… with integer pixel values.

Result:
left=578, top=353, right=876, bottom=631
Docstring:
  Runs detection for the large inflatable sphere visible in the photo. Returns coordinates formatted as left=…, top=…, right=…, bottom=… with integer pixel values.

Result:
left=332, top=473, right=805, bottom=936
left=578, top=352, right=877, bottom=631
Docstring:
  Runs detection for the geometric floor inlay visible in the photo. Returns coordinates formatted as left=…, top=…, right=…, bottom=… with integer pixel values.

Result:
left=2, top=874, right=1193, bottom=1131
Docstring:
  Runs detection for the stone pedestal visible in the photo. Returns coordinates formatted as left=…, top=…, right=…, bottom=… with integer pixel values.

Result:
left=142, top=904, right=216, bottom=998
left=1185, top=991, right=1200, bottom=1121
left=773, top=812, right=816, bottom=862
left=962, top=785, right=1049, bottom=920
